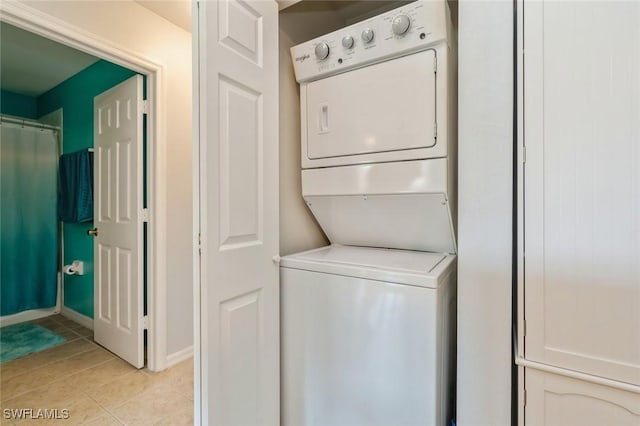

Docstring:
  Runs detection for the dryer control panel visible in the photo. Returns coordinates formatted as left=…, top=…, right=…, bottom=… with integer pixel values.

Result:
left=291, top=0, right=448, bottom=83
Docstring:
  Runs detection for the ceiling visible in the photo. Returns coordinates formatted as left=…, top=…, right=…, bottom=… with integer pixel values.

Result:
left=134, top=0, right=192, bottom=33
left=328, top=1, right=411, bottom=24
left=0, top=22, right=100, bottom=98
left=1, top=1, right=420, bottom=98
left=0, top=2, right=190, bottom=98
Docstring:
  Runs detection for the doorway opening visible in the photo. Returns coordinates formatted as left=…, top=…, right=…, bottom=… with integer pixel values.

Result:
left=0, top=17, right=159, bottom=371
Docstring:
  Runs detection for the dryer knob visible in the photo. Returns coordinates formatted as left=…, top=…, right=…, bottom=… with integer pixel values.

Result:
left=361, top=28, right=375, bottom=43
left=315, top=42, right=330, bottom=60
left=392, top=14, right=411, bottom=35
left=342, top=35, right=354, bottom=49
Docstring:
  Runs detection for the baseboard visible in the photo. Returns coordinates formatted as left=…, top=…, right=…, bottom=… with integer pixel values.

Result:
left=61, top=306, right=94, bottom=330
left=166, top=345, right=194, bottom=368
left=0, top=307, right=59, bottom=327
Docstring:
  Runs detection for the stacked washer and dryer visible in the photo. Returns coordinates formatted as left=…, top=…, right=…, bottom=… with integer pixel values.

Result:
left=281, top=1, right=457, bottom=425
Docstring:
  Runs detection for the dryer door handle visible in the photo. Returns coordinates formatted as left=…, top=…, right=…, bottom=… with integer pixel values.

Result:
left=318, top=103, right=330, bottom=134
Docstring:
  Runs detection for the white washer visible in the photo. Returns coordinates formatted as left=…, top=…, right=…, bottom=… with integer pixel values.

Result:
left=281, top=245, right=456, bottom=426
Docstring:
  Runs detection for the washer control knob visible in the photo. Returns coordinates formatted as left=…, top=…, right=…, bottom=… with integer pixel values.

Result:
left=315, top=42, right=330, bottom=60
left=361, top=28, right=375, bottom=43
left=342, top=35, right=354, bottom=49
left=392, top=14, right=411, bottom=35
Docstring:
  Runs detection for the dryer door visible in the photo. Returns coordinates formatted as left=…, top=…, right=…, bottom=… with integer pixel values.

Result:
left=304, top=49, right=437, bottom=161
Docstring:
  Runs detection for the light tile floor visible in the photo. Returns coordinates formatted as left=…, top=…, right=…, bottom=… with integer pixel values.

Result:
left=0, top=315, right=193, bottom=425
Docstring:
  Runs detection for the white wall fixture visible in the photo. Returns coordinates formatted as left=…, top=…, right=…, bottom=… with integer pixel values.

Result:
left=62, top=260, right=84, bottom=276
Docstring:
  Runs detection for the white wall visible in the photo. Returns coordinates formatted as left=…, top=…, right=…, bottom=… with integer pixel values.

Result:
left=21, top=0, right=194, bottom=359
left=278, top=5, right=345, bottom=256
left=457, top=2, right=513, bottom=425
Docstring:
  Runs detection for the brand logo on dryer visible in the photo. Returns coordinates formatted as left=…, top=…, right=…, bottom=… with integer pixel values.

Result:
left=295, top=54, right=310, bottom=63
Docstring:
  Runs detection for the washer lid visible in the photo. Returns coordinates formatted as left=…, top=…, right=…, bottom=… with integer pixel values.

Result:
left=280, top=245, right=455, bottom=289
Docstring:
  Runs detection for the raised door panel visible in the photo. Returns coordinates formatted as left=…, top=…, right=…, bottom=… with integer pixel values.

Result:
left=525, top=369, right=640, bottom=426
left=219, top=290, right=263, bottom=425
left=218, top=76, right=263, bottom=250
left=97, top=244, right=112, bottom=322
left=219, top=0, right=263, bottom=66
left=523, top=1, right=640, bottom=386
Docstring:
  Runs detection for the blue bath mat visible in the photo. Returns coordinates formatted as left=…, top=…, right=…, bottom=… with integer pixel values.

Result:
left=0, top=322, right=66, bottom=363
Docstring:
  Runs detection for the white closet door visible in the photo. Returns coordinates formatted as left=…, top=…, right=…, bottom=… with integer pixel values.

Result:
left=196, top=0, right=279, bottom=425
left=523, top=1, right=640, bottom=386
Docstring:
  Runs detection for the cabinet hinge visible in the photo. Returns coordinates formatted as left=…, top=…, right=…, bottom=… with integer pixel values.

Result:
left=142, top=100, right=149, bottom=115
left=523, top=389, right=527, bottom=406
left=141, top=208, right=150, bottom=223
left=523, top=319, right=526, bottom=337
left=434, top=122, right=438, bottom=141
left=198, top=233, right=202, bottom=256
left=522, top=145, right=527, bottom=164
left=142, top=315, right=149, bottom=329
left=433, top=55, right=437, bottom=73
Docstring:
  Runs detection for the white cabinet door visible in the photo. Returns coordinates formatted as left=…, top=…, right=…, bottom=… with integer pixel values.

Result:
left=93, top=75, right=144, bottom=369
left=195, top=0, right=279, bottom=425
left=525, top=369, right=640, bottom=426
left=523, top=1, right=640, bottom=386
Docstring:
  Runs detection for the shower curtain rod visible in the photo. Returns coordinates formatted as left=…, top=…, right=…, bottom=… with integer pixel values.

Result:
left=0, top=115, right=60, bottom=131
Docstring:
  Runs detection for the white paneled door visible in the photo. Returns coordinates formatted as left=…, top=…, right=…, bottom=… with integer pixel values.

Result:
left=196, top=0, right=279, bottom=425
left=523, top=1, right=640, bottom=386
left=93, top=75, right=144, bottom=369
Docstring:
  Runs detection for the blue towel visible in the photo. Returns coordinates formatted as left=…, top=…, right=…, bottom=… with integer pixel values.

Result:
left=58, top=150, right=94, bottom=223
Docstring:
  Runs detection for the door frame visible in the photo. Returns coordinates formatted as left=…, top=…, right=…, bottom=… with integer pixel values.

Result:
left=0, top=1, right=168, bottom=371
left=515, top=1, right=526, bottom=425
left=192, top=3, right=202, bottom=423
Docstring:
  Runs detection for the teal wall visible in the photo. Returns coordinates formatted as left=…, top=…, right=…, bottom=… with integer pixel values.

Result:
left=38, top=60, right=138, bottom=318
left=1, top=90, right=37, bottom=119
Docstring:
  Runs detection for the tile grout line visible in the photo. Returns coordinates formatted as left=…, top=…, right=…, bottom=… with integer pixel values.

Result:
left=87, top=372, right=189, bottom=425
left=3, top=335, right=95, bottom=375
left=55, top=353, right=119, bottom=380
left=4, top=317, right=192, bottom=425
left=1, top=337, right=104, bottom=403
left=2, top=317, right=115, bottom=423
left=81, top=388, right=125, bottom=426
left=2, top=332, right=96, bottom=375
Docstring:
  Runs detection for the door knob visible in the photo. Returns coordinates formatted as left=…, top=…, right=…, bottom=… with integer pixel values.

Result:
left=87, top=228, right=99, bottom=237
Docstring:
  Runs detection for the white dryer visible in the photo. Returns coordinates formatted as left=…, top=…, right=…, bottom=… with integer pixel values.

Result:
left=283, top=1, right=457, bottom=425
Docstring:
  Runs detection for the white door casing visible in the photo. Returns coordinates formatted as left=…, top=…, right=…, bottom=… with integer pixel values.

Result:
left=196, top=0, right=279, bottom=425
left=94, top=75, right=145, bottom=369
